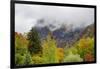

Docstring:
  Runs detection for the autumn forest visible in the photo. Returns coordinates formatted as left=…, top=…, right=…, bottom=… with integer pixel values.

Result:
left=15, top=23, right=95, bottom=66
left=15, top=4, right=95, bottom=66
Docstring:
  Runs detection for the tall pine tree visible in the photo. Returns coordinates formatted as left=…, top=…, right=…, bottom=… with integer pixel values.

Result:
left=27, top=27, right=42, bottom=55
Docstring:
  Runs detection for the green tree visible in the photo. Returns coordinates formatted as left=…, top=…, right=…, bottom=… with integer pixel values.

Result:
left=77, top=37, right=94, bottom=60
left=42, top=32, right=58, bottom=63
left=27, top=27, right=42, bottom=55
left=15, top=32, right=33, bottom=66
left=24, top=51, right=33, bottom=65
left=32, top=55, right=43, bottom=64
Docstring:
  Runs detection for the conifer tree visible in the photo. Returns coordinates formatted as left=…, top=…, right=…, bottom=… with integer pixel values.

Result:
left=27, top=27, right=42, bottom=55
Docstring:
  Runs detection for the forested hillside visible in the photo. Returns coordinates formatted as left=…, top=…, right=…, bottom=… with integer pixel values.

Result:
left=15, top=23, right=95, bottom=66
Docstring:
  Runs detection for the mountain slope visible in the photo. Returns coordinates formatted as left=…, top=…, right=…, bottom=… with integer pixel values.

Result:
left=81, top=24, right=94, bottom=38
left=34, top=23, right=94, bottom=48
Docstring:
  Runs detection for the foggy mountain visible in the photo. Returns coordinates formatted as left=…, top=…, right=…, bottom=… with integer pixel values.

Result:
left=34, top=19, right=94, bottom=48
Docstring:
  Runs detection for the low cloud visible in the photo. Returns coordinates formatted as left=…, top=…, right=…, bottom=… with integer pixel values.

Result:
left=15, top=4, right=94, bottom=33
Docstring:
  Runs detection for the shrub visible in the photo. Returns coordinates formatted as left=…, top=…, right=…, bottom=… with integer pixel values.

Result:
left=15, top=53, right=26, bottom=66
left=84, top=52, right=94, bottom=62
left=32, top=55, right=43, bottom=64
left=64, top=47, right=78, bottom=56
left=63, top=52, right=83, bottom=62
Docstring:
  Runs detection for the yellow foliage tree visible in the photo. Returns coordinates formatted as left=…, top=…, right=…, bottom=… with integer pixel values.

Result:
left=56, top=48, right=64, bottom=63
left=42, top=32, right=58, bottom=63
left=77, top=37, right=94, bottom=60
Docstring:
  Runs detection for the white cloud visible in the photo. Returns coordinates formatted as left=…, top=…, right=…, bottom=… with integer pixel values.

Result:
left=15, top=4, right=94, bottom=33
left=15, top=15, right=37, bottom=33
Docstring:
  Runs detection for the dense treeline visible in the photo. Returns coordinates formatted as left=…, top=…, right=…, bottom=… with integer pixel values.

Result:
left=15, top=26, right=95, bottom=66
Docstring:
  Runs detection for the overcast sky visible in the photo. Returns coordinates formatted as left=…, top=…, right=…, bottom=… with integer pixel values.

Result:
left=15, top=4, right=94, bottom=33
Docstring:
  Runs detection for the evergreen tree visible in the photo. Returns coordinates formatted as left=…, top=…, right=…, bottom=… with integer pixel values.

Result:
left=27, top=27, right=42, bottom=55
